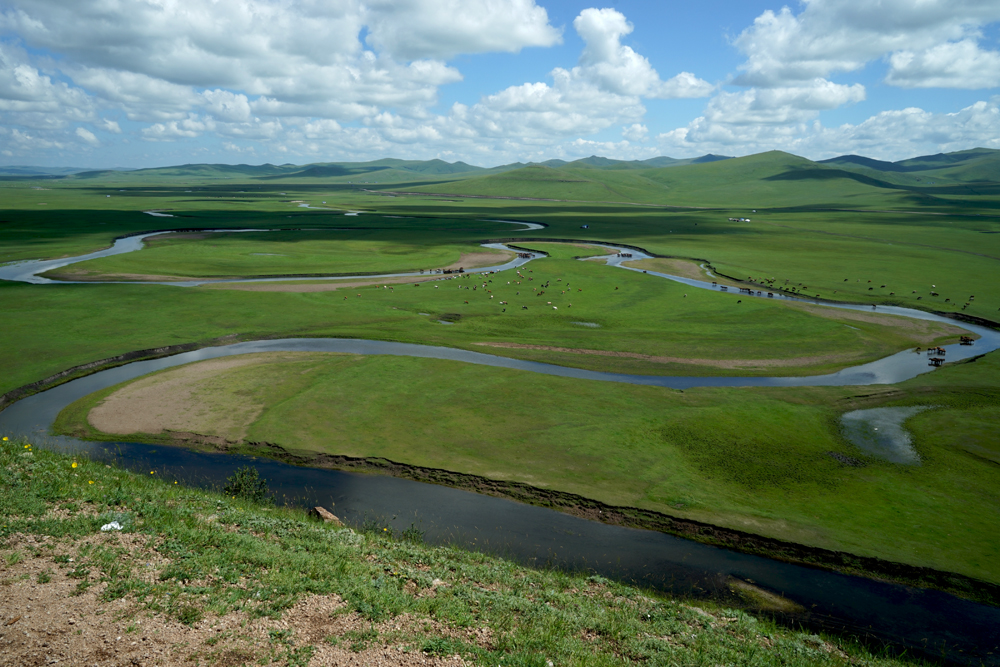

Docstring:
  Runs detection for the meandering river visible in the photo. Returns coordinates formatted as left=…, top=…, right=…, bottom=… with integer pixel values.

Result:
left=2, top=226, right=999, bottom=662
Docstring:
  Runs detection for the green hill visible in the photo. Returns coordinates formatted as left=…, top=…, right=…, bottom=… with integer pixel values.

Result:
left=402, top=149, right=1000, bottom=209
left=819, top=148, right=1000, bottom=186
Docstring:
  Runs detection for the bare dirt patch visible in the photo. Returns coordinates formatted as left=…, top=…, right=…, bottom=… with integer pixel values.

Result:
left=624, top=258, right=712, bottom=281
left=472, top=342, right=862, bottom=370
left=0, top=533, right=469, bottom=667
left=87, top=353, right=314, bottom=440
left=783, top=302, right=970, bottom=344
left=441, top=249, right=514, bottom=271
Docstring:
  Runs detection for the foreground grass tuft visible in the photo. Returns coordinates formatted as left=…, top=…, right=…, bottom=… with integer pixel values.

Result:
left=0, top=438, right=925, bottom=666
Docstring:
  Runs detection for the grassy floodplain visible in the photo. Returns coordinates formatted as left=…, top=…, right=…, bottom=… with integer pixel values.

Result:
left=0, top=243, right=967, bottom=396
left=2, top=148, right=999, bottom=613
left=40, top=227, right=515, bottom=281
left=0, top=440, right=924, bottom=667
left=53, top=346, right=1000, bottom=587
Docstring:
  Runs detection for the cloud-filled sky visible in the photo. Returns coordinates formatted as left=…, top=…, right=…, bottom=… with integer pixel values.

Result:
left=1, top=0, right=999, bottom=167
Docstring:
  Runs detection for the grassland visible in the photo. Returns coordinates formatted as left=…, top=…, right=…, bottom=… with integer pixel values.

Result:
left=0, top=245, right=968, bottom=397
left=41, top=229, right=512, bottom=281
left=0, top=440, right=923, bottom=667
left=2, top=149, right=999, bottom=613
left=52, top=344, right=1000, bottom=587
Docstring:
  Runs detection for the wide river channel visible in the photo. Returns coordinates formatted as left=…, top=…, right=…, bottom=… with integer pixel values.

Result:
left=2, top=225, right=999, bottom=662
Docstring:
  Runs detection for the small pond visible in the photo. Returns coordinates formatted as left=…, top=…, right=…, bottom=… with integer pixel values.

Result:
left=840, top=406, right=932, bottom=465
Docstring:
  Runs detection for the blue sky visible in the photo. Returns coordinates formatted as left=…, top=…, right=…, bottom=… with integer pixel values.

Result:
left=1, top=0, right=999, bottom=168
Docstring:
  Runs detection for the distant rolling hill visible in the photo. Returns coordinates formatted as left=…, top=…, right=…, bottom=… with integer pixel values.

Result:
left=43, top=153, right=734, bottom=185
left=402, top=148, right=1000, bottom=209
left=819, top=148, right=1000, bottom=185
left=14, top=147, right=998, bottom=210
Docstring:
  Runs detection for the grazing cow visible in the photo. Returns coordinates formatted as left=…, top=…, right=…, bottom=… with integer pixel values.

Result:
left=737, top=300, right=742, bottom=304
left=522, top=306, right=528, bottom=309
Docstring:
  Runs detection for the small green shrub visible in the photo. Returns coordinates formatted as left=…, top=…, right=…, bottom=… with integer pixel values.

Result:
left=222, top=466, right=269, bottom=503
left=422, top=637, right=464, bottom=656
left=176, top=605, right=203, bottom=625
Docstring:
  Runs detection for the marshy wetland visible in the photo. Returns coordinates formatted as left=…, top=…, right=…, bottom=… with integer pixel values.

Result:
left=2, top=153, right=999, bottom=661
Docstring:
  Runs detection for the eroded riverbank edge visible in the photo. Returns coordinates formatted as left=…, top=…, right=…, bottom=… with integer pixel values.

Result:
left=46, top=403, right=1000, bottom=610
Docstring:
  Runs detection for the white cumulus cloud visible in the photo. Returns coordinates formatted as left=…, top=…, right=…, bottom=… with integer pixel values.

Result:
left=363, top=0, right=561, bottom=60
left=572, top=8, right=713, bottom=99
left=887, top=40, right=1000, bottom=88
left=622, top=123, right=648, bottom=141
left=75, top=127, right=98, bottom=145
left=733, top=0, right=1000, bottom=88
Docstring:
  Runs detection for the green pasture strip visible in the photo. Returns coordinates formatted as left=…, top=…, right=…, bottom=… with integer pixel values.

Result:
left=0, top=442, right=914, bottom=667
left=39, top=228, right=510, bottom=280
left=0, top=252, right=961, bottom=395
left=52, top=349, right=1000, bottom=586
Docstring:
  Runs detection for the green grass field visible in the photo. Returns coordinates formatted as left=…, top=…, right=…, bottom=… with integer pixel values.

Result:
left=2, top=148, right=999, bottom=596
left=52, top=347, right=1000, bottom=585
left=0, top=440, right=920, bottom=667
left=41, top=228, right=512, bottom=280
left=0, top=247, right=967, bottom=396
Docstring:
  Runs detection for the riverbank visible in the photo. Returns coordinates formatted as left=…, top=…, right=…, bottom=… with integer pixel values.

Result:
left=41, top=418, right=1000, bottom=610
left=0, top=440, right=916, bottom=667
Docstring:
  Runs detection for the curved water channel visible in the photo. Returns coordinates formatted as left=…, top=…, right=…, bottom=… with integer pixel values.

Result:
left=2, top=225, right=1000, bottom=661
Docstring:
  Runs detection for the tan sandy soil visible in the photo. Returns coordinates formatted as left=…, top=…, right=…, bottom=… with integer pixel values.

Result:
left=440, top=249, right=514, bottom=271
left=472, top=342, right=863, bottom=370
left=87, top=354, right=300, bottom=439
left=783, top=302, right=971, bottom=343
left=623, top=258, right=712, bottom=281
left=0, top=531, right=474, bottom=667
